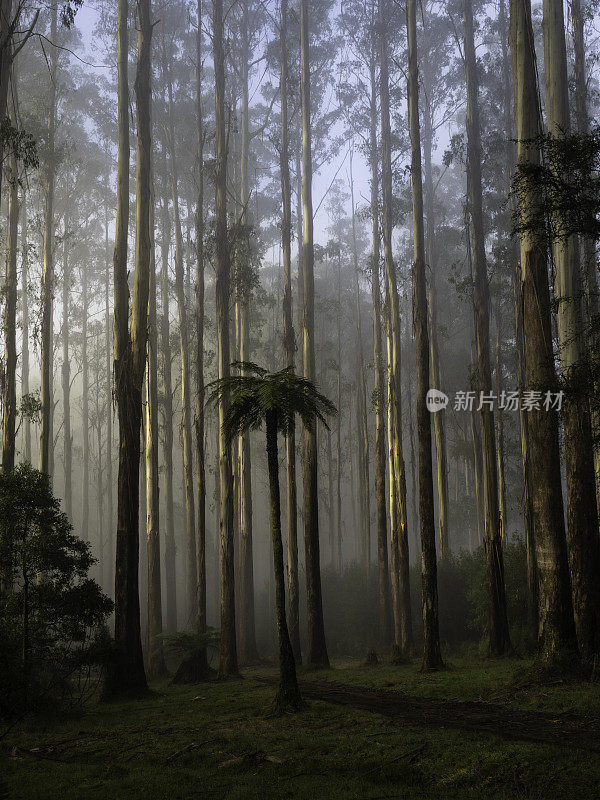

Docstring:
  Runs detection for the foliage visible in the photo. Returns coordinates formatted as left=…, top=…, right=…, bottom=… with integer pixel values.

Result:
left=288, top=541, right=530, bottom=658
left=512, top=128, right=600, bottom=243
left=19, top=391, right=42, bottom=425
left=0, top=119, right=38, bottom=174
left=0, top=465, right=113, bottom=717
left=159, top=620, right=220, bottom=664
left=206, top=362, right=337, bottom=443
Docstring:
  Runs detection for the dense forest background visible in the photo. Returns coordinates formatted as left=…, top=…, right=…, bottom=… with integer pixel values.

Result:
left=1, top=0, right=600, bottom=708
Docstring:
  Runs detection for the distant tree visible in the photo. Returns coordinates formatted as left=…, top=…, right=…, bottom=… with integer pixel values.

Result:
left=208, top=363, right=335, bottom=711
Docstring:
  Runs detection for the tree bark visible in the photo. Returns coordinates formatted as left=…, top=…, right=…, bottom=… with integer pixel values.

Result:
left=214, top=0, right=238, bottom=677
left=368, top=15, right=392, bottom=646
left=463, top=0, right=511, bottom=656
left=2, top=147, right=18, bottom=473
left=406, top=0, right=443, bottom=669
left=266, top=411, right=303, bottom=710
left=571, top=0, right=600, bottom=517
left=300, top=0, right=329, bottom=667
left=236, top=0, right=258, bottom=664
left=146, top=198, right=167, bottom=679
left=194, top=0, right=209, bottom=674
left=158, top=160, right=177, bottom=633
left=350, top=150, right=371, bottom=571
left=543, top=0, right=600, bottom=661
left=104, top=195, right=114, bottom=594
left=39, top=5, right=57, bottom=476
left=280, top=0, right=301, bottom=663
left=82, top=265, right=90, bottom=542
left=20, top=189, right=30, bottom=464
left=380, top=0, right=413, bottom=656
left=109, top=0, right=152, bottom=694
left=422, top=72, right=450, bottom=560
left=509, top=0, right=579, bottom=664
left=61, top=213, right=71, bottom=515
left=164, top=45, right=197, bottom=625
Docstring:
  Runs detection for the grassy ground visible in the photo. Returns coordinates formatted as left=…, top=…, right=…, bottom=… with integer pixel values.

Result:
left=2, top=656, right=599, bottom=800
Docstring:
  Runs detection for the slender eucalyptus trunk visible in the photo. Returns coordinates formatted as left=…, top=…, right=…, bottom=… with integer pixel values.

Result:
left=406, top=0, right=443, bottom=669
left=514, top=266, right=538, bottom=642
left=214, top=0, right=238, bottom=676
left=159, top=173, right=177, bottom=632
left=350, top=152, right=370, bottom=570
left=280, top=0, right=301, bottom=662
left=146, top=200, right=167, bottom=679
left=463, top=0, right=511, bottom=656
left=2, top=148, right=18, bottom=473
left=368, top=22, right=392, bottom=646
left=109, top=0, right=152, bottom=694
left=571, top=0, right=600, bottom=516
left=82, top=267, right=90, bottom=541
left=20, top=189, right=30, bottom=464
left=194, top=0, right=208, bottom=672
left=61, top=214, right=71, bottom=515
left=300, top=0, right=329, bottom=667
left=543, top=0, right=600, bottom=661
left=266, top=411, right=303, bottom=710
left=381, top=0, right=413, bottom=656
left=237, top=0, right=258, bottom=664
left=422, top=81, right=449, bottom=559
left=39, top=6, right=57, bottom=476
left=495, top=301, right=507, bottom=543
left=509, top=0, right=579, bottom=664
left=104, top=199, right=114, bottom=593
left=164, top=49, right=197, bottom=625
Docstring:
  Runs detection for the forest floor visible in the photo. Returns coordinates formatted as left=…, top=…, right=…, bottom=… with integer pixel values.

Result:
left=2, top=655, right=600, bottom=799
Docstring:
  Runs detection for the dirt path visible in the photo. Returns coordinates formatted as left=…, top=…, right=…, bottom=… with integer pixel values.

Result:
left=257, top=678, right=600, bottom=752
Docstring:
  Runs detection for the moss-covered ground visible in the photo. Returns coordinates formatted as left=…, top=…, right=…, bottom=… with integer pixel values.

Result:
left=2, top=656, right=599, bottom=799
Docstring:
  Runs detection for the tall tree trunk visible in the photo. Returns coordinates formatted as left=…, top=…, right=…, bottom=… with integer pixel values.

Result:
left=39, top=5, right=57, bottom=476
left=214, top=0, right=238, bottom=677
left=463, top=0, right=511, bottom=656
left=159, top=165, right=177, bottom=632
left=61, top=215, right=71, bottom=516
left=164, top=48, right=197, bottom=625
left=237, top=0, right=258, bottom=664
left=194, top=0, right=208, bottom=674
left=146, top=199, right=167, bottom=679
left=380, top=0, right=413, bottom=656
left=95, top=332, right=104, bottom=588
left=300, top=0, right=329, bottom=667
left=495, top=300, right=507, bottom=543
left=336, top=251, right=343, bottom=573
left=2, top=147, right=18, bottom=472
left=82, top=267, right=90, bottom=542
left=406, top=0, right=443, bottom=669
left=514, top=265, right=538, bottom=641
left=509, top=0, right=579, bottom=664
left=422, top=75, right=450, bottom=560
left=571, top=0, right=600, bottom=516
left=104, top=197, right=114, bottom=593
left=350, top=150, right=371, bottom=571
left=266, top=411, right=303, bottom=710
left=20, top=189, right=30, bottom=464
left=368, top=16, right=392, bottom=646
left=280, top=0, right=301, bottom=663
left=109, top=0, right=152, bottom=694
left=543, top=0, right=600, bottom=661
